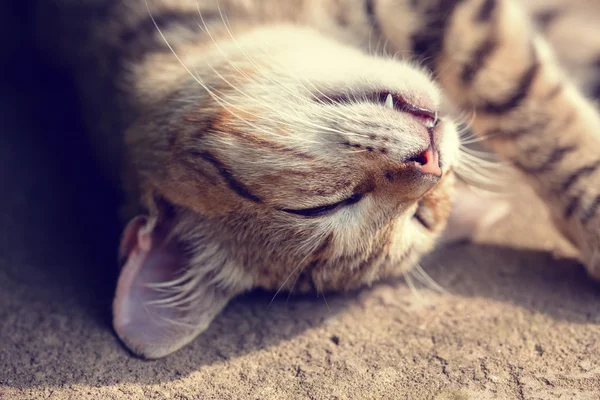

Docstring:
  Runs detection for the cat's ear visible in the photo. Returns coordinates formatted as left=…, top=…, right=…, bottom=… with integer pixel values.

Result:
left=438, top=183, right=510, bottom=246
left=113, top=215, right=240, bottom=359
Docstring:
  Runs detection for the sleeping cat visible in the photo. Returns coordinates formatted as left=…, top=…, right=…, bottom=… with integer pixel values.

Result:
left=34, top=0, right=600, bottom=359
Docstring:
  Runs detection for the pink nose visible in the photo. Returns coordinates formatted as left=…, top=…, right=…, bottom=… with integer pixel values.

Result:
left=409, top=147, right=442, bottom=177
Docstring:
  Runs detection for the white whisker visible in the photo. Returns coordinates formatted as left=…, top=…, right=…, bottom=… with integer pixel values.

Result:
left=320, top=290, right=331, bottom=312
left=403, top=266, right=424, bottom=301
left=212, top=3, right=368, bottom=133
left=411, top=264, right=448, bottom=294
left=144, top=0, right=297, bottom=142
left=268, top=254, right=310, bottom=309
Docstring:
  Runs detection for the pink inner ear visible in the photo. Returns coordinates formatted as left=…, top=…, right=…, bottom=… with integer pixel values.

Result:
left=113, top=215, right=241, bottom=359
left=113, top=215, right=188, bottom=357
left=118, top=216, right=148, bottom=266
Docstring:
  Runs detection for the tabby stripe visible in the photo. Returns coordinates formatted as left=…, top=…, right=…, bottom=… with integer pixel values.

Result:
left=364, top=0, right=382, bottom=39
left=582, top=195, right=600, bottom=224
left=494, top=108, right=574, bottom=142
left=410, top=0, right=467, bottom=72
left=484, top=119, right=548, bottom=140
left=222, top=129, right=314, bottom=160
left=476, top=0, right=496, bottom=22
left=534, top=8, right=563, bottom=31
left=191, top=109, right=315, bottom=160
left=365, top=0, right=376, bottom=21
left=565, top=196, right=581, bottom=218
left=196, top=151, right=263, bottom=203
left=513, top=144, right=576, bottom=174
left=561, top=161, right=600, bottom=192
left=480, top=54, right=540, bottom=114
left=461, top=35, right=498, bottom=84
left=460, top=0, right=498, bottom=84
left=565, top=195, right=582, bottom=218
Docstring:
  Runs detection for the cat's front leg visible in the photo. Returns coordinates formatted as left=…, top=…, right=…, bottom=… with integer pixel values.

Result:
left=375, top=0, right=600, bottom=278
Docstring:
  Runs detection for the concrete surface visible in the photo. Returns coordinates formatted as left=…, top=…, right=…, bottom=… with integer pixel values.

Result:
left=1, top=3, right=600, bottom=399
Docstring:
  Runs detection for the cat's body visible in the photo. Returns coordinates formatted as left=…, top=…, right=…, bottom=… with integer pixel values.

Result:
left=34, top=0, right=600, bottom=359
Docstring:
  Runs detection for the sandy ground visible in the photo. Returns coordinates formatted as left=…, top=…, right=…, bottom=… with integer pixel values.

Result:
left=2, top=3, right=600, bottom=399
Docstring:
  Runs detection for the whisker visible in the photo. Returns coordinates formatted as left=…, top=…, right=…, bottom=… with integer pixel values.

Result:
left=213, top=5, right=367, bottom=133
left=268, top=252, right=313, bottom=309
left=459, top=148, right=504, bottom=166
left=285, top=269, right=302, bottom=304
left=382, top=37, right=391, bottom=57
left=402, top=266, right=424, bottom=302
left=250, top=47, right=373, bottom=135
left=320, top=290, right=331, bottom=312
left=455, top=145, right=511, bottom=195
left=411, top=264, right=448, bottom=295
left=192, top=7, right=330, bottom=143
left=217, top=9, right=348, bottom=120
left=285, top=73, right=373, bottom=131
left=144, top=0, right=296, bottom=142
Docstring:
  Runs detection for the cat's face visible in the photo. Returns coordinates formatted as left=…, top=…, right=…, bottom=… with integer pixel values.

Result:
left=124, top=26, right=460, bottom=294
left=114, top=25, right=461, bottom=359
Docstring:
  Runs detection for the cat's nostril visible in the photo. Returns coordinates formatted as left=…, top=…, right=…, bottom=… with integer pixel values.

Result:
left=411, top=153, right=428, bottom=166
left=408, top=147, right=442, bottom=177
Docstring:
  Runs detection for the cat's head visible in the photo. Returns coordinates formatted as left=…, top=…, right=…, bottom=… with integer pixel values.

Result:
left=113, top=26, right=460, bottom=358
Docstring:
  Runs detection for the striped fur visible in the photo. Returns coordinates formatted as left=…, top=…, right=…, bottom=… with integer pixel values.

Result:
left=34, top=0, right=600, bottom=358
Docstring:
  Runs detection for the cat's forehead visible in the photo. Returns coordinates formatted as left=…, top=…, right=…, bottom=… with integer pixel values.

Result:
left=278, top=50, right=440, bottom=111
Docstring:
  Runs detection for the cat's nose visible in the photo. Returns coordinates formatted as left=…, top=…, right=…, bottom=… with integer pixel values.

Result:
left=407, top=146, right=442, bottom=177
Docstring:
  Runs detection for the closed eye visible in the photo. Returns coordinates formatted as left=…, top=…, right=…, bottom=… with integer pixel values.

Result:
left=314, top=90, right=438, bottom=128
left=280, top=193, right=364, bottom=217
